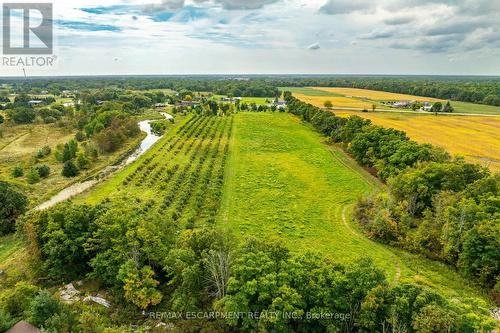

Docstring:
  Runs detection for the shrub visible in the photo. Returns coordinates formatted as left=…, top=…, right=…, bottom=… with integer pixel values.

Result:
left=28, top=290, right=61, bottom=327
left=11, top=164, right=24, bottom=178
left=35, top=164, right=50, bottom=178
left=26, top=167, right=41, bottom=184
left=2, top=282, right=40, bottom=318
left=76, top=152, right=91, bottom=170
left=62, top=160, right=79, bottom=177
left=0, top=310, right=16, bottom=332
left=7, top=107, right=36, bottom=124
left=35, top=145, right=51, bottom=159
left=75, top=131, right=86, bottom=142
left=0, top=181, right=28, bottom=235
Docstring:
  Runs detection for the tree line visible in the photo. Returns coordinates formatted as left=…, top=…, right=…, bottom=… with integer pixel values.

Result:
left=2, top=78, right=280, bottom=99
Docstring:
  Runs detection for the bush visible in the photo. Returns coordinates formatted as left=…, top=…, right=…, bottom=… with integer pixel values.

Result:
left=28, top=290, right=61, bottom=327
left=35, top=164, right=50, bottom=178
left=35, top=145, right=51, bottom=159
left=7, top=107, right=36, bottom=124
left=76, top=152, right=91, bottom=170
left=11, top=164, right=24, bottom=178
left=75, top=131, right=86, bottom=142
left=0, top=181, right=28, bottom=235
left=26, top=167, right=41, bottom=184
left=0, top=310, right=16, bottom=332
left=62, top=160, right=79, bottom=177
left=2, top=282, right=40, bottom=318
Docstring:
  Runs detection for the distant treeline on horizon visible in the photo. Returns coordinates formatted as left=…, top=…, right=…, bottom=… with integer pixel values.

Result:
left=1, top=75, right=500, bottom=106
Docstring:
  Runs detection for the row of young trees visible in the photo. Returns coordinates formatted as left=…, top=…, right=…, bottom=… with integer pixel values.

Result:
left=284, top=92, right=499, bottom=296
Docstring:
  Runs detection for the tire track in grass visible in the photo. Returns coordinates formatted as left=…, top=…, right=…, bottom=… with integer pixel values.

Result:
left=340, top=205, right=401, bottom=285
left=0, top=132, right=29, bottom=152
left=325, top=141, right=402, bottom=283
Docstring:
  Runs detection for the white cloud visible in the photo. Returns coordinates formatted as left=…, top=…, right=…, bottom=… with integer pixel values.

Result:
left=1, top=0, right=499, bottom=76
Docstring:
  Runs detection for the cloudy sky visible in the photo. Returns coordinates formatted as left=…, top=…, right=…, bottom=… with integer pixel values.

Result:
left=1, top=0, right=500, bottom=76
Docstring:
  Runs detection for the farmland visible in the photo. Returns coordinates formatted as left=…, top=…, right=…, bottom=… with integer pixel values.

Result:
left=283, top=86, right=500, bottom=115
left=293, top=93, right=375, bottom=109
left=313, top=87, right=443, bottom=102
left=218, top=112, right=492, bottom=302
left=78, top=113, right=232, bottom=230
left=285, top=86, right=500, bottom=171
left=0, top=77, right=498, bottom=332
left=333, top=110, right=500, bottom=171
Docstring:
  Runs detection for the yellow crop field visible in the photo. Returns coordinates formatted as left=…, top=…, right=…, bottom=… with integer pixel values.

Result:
left=332, top=110, right=500, bottom=171
left=313, top=87, right=443, bottom=102
left=293, top=93, right=374, bottom=109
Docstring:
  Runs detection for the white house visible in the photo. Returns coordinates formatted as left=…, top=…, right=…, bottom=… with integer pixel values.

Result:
left=422, top=102, right=433, bottom=111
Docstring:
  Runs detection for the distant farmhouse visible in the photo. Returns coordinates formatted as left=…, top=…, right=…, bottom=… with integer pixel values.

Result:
left=391, top=100, right=413, bottom=108
left=28, top=100, right=43, bottom=106
left=422, top=102, right=433, bottom=111
left=270, top=100, right=287, bottom=110
left=177, top=100, right=200, bottom=108
left=220, top=97, right=242, bottom=103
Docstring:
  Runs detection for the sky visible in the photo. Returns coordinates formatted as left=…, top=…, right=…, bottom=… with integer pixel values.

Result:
left=1, top=0, right=500, bottom=76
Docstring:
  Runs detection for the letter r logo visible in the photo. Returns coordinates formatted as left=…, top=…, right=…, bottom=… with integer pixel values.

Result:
left=2, top=3, right=53, bottom=55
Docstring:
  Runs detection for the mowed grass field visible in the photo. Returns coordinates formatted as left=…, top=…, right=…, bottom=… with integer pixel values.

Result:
left=218, top=112, right=492, bottom=303
left=333, top=110, right=500, bottom=171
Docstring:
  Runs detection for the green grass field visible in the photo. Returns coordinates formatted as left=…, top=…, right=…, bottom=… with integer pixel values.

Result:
left=218, top=112, right=492, bottom=304
left=451, top=101, right=500, bottom=115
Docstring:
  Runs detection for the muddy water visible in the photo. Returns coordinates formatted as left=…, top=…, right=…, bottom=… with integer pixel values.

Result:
left=35, top=113, right=173, bottom=211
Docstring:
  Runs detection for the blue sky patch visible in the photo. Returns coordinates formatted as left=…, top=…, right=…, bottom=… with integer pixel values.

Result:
left=56, top=20, right=122, bottom=32
left=80, top=5, right=138, bottom=15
